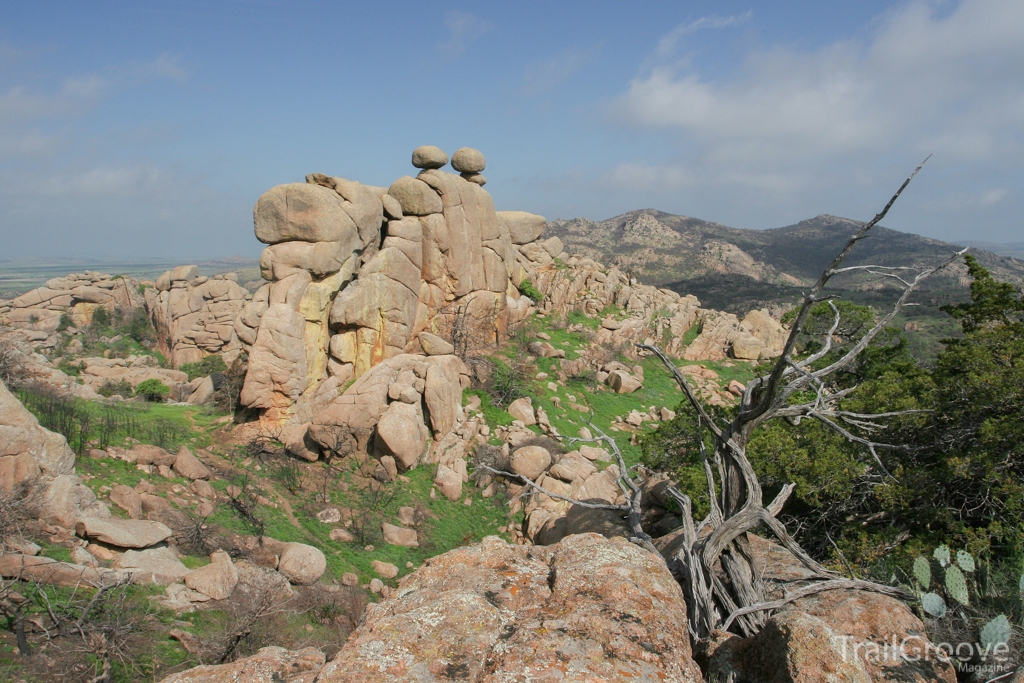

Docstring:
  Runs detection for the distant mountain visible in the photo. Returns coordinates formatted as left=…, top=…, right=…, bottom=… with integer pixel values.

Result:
left=957, top=241, right=1024, bottom=260
left=546, top=210, right=1024, bottom=290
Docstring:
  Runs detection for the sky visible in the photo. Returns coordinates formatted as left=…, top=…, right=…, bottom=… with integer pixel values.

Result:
left=0, top=0, right=1021, bottom=259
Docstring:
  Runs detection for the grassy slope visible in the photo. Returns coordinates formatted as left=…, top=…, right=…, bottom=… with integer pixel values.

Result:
left=1, top=300, right=759, bottom=680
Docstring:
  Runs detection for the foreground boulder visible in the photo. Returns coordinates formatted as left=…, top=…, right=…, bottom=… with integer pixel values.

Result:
left=159, top=646, right=326, bottom=683
left=317, top=533, right=702, bottom=681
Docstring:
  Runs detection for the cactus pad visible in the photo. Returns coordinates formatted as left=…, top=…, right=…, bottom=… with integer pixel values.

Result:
left=933, top=545, right=951, bottom=567
left=1019, top=571, right=1024, bottom=594
left=956, top=550, right=975, bottom=572
left=921, top=592, right=947, bottom=617
left=945, top=565, right=969, bottom=605
left=912, top=557, right=931, bottom=588
left=980, top=614, right=1011, bottom=650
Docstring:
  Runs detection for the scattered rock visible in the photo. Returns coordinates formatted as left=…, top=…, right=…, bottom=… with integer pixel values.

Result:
left=330, top=528, right=355, bottom=543
left=607, top=369, right=642, bottom=394
left=109, top=484, right=143, bottom=519
left=114, top=547, right=190, bottom=585
left=189, top=479, right=216, bottom=499
left=184, top=550, right=239, bottom=600
left=371, top=560, right=399, bottom=579
left=397, top=506, right=416, bottom=526
left=317, top=508, right=342, bottom=524
left=381, top=523, right=418, bottom=547
left=433, top=464, right=463, bottom=501
left=172, top=447, right=211, bottom=480
left=510, top=445, right=551, bottom=480
left=277, top=542, right=326, bottom=585
left=506, top=397, right=536, bottom=425
left=341, top=572, right=358, bottom=586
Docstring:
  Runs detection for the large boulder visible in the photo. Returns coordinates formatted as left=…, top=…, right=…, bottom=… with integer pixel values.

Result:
left=0, top=380, right=107, bottom=526
left=75, top=517, right=173, bottom=549
left=172, top=447, right=211, bottom=480
left=317, top=534, right=702, bottom=682
left=276, top=542, right=326, bottom=585
left=113, top=547, right=190, bottom=585
left=0, top=380, right=75, bottom=488
left=184, top=550, right=239, bottom=600
left=510, top=445, right=551, bottom=480
left=254, top=183, right=362, bottom=246
left=374, top=401, right=428, bottom=469
left=498, top=211, right=546, bottom=245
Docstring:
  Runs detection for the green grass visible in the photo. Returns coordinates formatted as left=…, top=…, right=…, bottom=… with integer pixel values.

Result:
left=39, top=544, right=73, bottom=563
left=17, top=388, right=226, bottom=454
left=495, top=309, right=759, bottom=467
left=201, top=460, right=514, bottom=588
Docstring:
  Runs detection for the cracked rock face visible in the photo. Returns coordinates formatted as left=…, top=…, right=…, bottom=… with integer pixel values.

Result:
left=317, top=533, right=702, bottom=682
left=146, top=268, right=250, bottom=368
left=236, top=152, right=533, bottom=436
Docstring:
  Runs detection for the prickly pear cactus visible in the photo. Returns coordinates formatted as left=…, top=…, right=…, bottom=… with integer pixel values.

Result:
left=945, top=565, right=969, bottom=605
left=913, top=556, right=931, bottom=588
left=921, top=592, right=947, bottom=618
left=934, top=545, right=951, bottom=567
left=980, top=614, right=1011, bottom=650
left=1019, top=571, right=1024, bottom=594
left=956, top=549, right=975, bottom=572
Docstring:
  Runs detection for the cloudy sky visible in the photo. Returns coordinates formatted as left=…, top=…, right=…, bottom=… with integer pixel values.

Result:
left=1, top=0, right=1021, bottom=258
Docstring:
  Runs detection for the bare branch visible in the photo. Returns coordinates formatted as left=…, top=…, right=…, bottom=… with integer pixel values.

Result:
left=744, top=157, right=931, bottom=426
left=721, top=579, right=913, bottom=631
left=636, top=344, right=724, bottom=438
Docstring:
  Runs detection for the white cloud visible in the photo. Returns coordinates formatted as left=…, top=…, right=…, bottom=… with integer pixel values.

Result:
left=980, top=188, right=1007, bottom=206
left=436, top=11, right=491, bottom=57
left=656, top=11, right=753, bottom=58
left=520, top=45, right=600, bottom=97
left=612, top=0, right=1024, bottom=193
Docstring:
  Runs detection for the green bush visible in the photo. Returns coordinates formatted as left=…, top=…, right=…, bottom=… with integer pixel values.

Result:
left=134, top=378, right=170, bottom=402
left=180, top=354, right=227, bottom=381
left=518, top=279, right=543, bottom=302
left=56, top=312, right=73, bottom=332
left=90, top=306, right=111, bottom=331
left=125, top=307, right=156, bottom=344
left=490, top=359, right=527, bottom=407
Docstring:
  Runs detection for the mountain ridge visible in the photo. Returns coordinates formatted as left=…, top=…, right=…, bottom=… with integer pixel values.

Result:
left=546, top=209, right=1024, bottom=290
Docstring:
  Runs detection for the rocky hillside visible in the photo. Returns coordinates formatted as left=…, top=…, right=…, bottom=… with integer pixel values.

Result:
left=547, top=210, right=1024, bottom=290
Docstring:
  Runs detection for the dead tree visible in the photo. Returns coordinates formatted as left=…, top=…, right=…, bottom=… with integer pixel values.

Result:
left=486, top=158, right=963, bottom=642
left=635, top=157, right=966, bottom=639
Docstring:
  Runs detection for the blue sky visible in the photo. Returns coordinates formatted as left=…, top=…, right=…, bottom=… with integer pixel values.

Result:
left=1, top=0, right=1021, bottom=259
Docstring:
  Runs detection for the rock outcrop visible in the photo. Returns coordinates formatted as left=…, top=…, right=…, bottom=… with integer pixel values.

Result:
left=145, top=267, right=250, bottom=367
left=522, top=251, right=786, bottom=362
left=307, top=353, right=468, bottom=466
left=159, top=646, right=326, bottom=683
left=0, top=379, right=108, bottom=526
left=0, top=271, right=144, bottom=333
left=317, top=533, right=703, bottom=682
left=235, top=148, right=531, bottom=436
